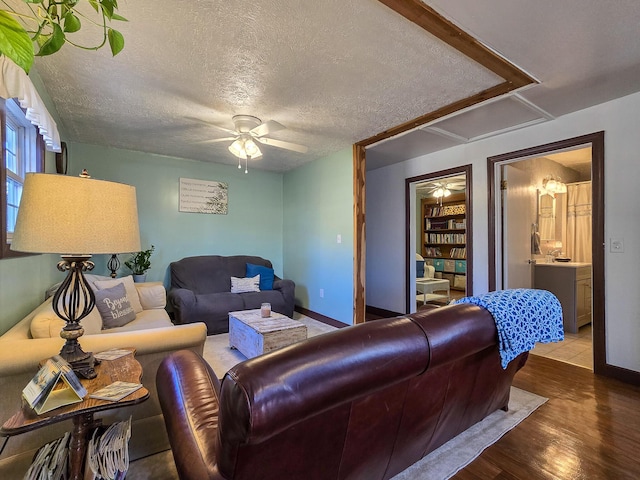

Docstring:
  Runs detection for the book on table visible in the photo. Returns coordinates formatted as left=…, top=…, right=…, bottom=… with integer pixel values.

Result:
left=93, top=348, right=132, bottom=361
left=89, top=381, right=143, bottom=402
left=22, top=355, right=87, bottom=415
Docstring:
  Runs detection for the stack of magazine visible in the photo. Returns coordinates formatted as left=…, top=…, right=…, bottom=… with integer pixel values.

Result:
left=86, top=417, right=132, bottom=480
left=25, top=432, right=70, bottom=480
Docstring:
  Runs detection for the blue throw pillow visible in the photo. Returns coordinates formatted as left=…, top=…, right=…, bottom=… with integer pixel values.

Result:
left=246, top=263, right=274, bottom=290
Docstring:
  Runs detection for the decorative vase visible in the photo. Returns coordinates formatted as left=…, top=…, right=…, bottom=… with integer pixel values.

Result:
left=132, top=274, right=147, bottom=283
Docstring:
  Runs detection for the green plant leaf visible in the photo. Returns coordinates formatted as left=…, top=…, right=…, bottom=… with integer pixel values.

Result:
left=88, top=0, right=100, bottom=13
left=48, top=4, right=58, bottom=20
left=110, top=13, right=128, bottom=22
left=63, top=13, right=81, bottom=33
left=100, top=0, right=116, bottom=20
left=0, top=11, right=34, bottom=73
left=37, top=23, right=65, bottom=56
left=107, top=27, right=124, bottom=56
left=35, top=32, right=48, bottom=48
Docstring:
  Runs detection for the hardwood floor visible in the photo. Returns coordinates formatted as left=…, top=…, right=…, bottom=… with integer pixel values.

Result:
left=454, top=354, right=640, bottom=479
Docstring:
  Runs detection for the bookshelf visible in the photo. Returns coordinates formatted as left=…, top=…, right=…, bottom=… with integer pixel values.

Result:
left=421, top=193, right=467, bottom=291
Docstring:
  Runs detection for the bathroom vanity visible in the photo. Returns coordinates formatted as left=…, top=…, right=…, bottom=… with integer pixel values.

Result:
left=534, top=262, right=592, bottom=334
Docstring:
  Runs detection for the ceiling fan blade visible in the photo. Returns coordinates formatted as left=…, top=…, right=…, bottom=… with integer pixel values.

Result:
left=255, top=137, right=308, bottom=153
left=251, top=120, right=285, bottom=138
left=197, top=136, right=237, bottom=144
left=184, top=116, right=237, bottom=135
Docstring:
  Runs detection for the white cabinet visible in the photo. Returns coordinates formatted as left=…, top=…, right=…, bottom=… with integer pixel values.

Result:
left=534, top=263, right=592, bottom=334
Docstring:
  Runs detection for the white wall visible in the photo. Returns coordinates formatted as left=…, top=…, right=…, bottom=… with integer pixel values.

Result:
left=366, top=91, right=640, bottom=373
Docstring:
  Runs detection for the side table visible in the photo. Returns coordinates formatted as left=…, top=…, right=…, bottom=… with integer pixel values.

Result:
left=416, top=277, right=450, bottom=305
left=0, top=347, right=149, bottom=480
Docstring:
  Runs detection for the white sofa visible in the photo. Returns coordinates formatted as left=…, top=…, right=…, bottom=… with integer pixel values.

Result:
left=0, top=276, right=207, bottom=478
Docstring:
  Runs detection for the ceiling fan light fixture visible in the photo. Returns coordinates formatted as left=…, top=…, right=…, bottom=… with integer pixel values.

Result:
left=244, top=139, right=260, bottom=157
left=228, top=139, right=245, bottom=158
left=433, top=187, right=451, bottom=198
left=228, top=138, right=262, bottom=160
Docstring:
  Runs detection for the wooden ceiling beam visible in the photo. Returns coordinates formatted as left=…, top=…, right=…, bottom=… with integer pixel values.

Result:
left=377, top=0, right=535, bottom=87
left=357, top=1, right=538, bottom=147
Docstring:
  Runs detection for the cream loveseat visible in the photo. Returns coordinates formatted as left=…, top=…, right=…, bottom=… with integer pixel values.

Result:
left=0, top=275, right=207, bottom=478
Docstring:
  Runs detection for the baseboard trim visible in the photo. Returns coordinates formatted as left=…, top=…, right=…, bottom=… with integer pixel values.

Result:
left=365, top=305, right=403, bottom=319
left=294, top=306, right=349, bottom=329
left=599, top=362, right=640, bottom=386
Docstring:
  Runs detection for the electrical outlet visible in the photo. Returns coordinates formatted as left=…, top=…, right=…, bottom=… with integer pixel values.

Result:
left=319, top=288, right=324, bottom=298
left=337, top=234, right=342, bottom=244
left=610, top=238, right=624, bottom=253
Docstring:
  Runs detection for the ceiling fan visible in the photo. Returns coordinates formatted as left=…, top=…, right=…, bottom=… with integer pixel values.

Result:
left=424, top=180, right=466, bottom=205
left=201, top=115, right=308, bottom=173
left=426, top=181, right=465, bottom=196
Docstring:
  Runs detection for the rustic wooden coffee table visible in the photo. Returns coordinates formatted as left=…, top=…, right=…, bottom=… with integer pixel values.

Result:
left=229, top=309, right=307, bottom=359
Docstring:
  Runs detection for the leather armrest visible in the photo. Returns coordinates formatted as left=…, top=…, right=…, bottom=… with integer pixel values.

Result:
left=157, top=350, right=223, bottom=480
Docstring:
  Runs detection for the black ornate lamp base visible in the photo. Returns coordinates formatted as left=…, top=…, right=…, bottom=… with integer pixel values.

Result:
left=52, top=256, right=100, bottom=380
left=59, top=325, right=99, bottom=379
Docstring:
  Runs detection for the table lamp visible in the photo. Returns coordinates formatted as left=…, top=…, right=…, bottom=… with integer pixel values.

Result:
left=11, top=173, right=141, bottom=378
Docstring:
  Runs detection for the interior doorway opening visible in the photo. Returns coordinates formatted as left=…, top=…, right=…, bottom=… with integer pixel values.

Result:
left=488, top=132, right=606, bottom=375
left=499, top=148, right=593, bottom=369
left=405, top=165, right=472, bottom=314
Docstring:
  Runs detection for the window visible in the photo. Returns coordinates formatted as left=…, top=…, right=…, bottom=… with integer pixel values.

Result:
left=1, top=98, right=44, bottom=259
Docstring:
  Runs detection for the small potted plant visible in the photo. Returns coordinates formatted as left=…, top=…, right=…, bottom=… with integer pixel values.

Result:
left=124, top=245, right=155, bottom=282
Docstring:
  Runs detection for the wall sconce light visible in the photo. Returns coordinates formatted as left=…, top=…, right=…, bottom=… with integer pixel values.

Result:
left=542, top=175, right=567, bottom=195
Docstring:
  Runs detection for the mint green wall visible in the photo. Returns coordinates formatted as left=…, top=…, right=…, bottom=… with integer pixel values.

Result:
left=283, top=148, right=354, bottom=324
left=0, top=254, right=63, bottom=334
left=0, top=69, right=64, bottom=335
left=67, top=143, right=284, bottom=284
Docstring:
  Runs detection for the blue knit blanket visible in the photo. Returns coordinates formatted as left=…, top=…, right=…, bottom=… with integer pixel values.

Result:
left=456, top=289, right=564, bottom=368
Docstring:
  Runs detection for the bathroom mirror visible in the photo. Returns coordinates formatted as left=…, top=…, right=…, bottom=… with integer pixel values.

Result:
left=537, top=189, right=566, bottom=245
left=538, top=191, right=555, bottom=240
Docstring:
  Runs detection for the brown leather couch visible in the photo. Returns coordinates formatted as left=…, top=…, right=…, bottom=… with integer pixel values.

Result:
left=156, top=303, right=529, bottom=480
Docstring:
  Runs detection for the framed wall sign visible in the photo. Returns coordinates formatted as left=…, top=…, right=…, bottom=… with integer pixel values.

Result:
left=179, top=178, right=228, bottom=214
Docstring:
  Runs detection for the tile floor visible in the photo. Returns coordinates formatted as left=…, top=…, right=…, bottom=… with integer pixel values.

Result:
left=530, top=323, right=593, bottom=370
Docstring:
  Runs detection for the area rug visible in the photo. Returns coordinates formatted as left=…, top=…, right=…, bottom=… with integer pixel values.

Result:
left=127, top=315, right=547, bottom=480
left=390, top=386, right=547, bottom=479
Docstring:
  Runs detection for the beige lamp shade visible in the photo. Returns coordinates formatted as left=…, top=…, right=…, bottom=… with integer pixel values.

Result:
left=11, top=173, right=141, bottom=255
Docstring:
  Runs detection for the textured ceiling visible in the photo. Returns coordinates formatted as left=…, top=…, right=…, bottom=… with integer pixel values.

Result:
left=367, top=0, right=640, bottom=169
left=16, top=0, right=640, bottom=173
left=28, top=0, right=501, bottom=172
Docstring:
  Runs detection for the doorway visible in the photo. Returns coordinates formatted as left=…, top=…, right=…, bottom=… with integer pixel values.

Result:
left=499, top=151, right=593, bottom=369
left=405, top=165, right=472, bottom=314
left=487, top=132, right=606, bottom=375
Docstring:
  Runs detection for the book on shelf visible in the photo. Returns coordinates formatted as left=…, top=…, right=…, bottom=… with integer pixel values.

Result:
left=424, top=203, right=465, bottom=217
left=89, top=381, right=143, bottom=402
left=425, top=232, right=466, bottom=244
left=425, top=218, right=466, bottom=230
left=22, top=355, right=87, bottom=415
left=424, top=247, right=442, bottom=257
